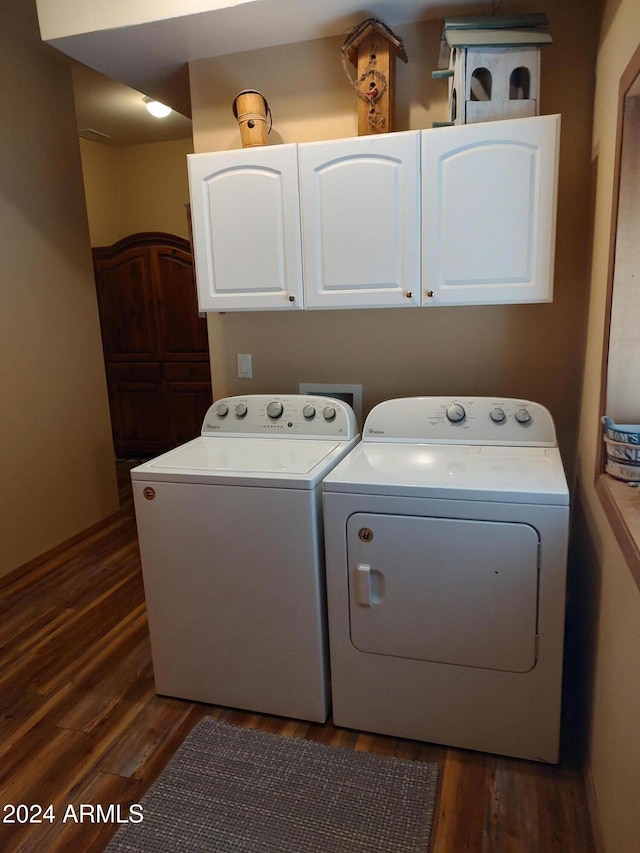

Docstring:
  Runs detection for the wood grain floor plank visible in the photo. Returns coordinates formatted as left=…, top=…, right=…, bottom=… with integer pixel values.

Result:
left=97, top=689, right=194, bottom=778
left=484, top=756, right=540, bottom=852
left=26, top=771, right=142, bottom=853
left=56, top=620, right=151, bottom=734
left=30, top=596, right=146, bottom=696
left=0, top=687, right=47, bottom=742
left=0, top=609, right=148, bottom=762
left=431, top=749, right=487, bottom=853
left=536, top=762, right=596, bottom=853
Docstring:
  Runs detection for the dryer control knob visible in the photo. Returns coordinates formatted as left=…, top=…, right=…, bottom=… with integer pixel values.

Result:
left=303, top=405, right=316, bottom=419
left=515, top=407, right=531, bottom=424
left=235, top=403, right=247, bottom=418
left=216, top=402, right=229, bottom=417
left=323, top=405, right=337, bottom=421
left=266, top=401, right=284, bottom=419
left=490, top=407, right=506, bottom=423
left=446, top=403, right=466, bottom=423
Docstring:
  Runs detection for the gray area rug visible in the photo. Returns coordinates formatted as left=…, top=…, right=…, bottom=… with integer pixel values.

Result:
left=106, top=718, right=438, bottom=852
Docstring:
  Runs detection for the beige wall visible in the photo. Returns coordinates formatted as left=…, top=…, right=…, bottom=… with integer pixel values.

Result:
left=80, top=137, right=193, bottom=246
left=0, top=1, right=119, bottom=578
left=79, top=139, right=120, bottom=246
left=575, top=1, right=640, bottom=851
left=189, top=2, right=599, bottom=481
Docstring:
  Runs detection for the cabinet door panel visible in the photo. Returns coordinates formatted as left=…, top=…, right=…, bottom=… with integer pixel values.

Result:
left=95, top=248, right=159, bottom=361
left=299, top=132, right=420, bottom=309
left=165, top=381, right=213, bottom=447
left=422, top=114, right=559, bottom=305
left=153, top=247, right=208, bottom=360
left=188, top=145, right=303, bottom=311
left=108, top=380, right=167, bottom=455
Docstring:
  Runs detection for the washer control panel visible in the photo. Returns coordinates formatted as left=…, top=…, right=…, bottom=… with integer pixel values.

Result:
left=364, top=397, right=557, bottom=446
left=202, top=395, right=358, bottom=438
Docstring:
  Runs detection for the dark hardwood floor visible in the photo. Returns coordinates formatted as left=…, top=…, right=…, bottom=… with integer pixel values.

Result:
left=0, top=462, right=596, bottom=852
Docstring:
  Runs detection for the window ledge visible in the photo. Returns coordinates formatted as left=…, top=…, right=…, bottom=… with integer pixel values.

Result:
left=596, top=473, right=640, bottom=591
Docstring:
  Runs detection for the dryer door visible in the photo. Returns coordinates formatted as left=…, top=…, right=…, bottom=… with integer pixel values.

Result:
left=346, top=513, right=539, bottom=673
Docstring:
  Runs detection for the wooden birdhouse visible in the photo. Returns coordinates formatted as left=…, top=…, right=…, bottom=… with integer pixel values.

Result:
left=433, top=14, right=551, bottom=126
left=342, top=18, right=408, bottom=135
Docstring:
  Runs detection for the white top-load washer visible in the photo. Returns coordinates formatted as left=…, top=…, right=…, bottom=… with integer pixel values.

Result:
left=322, top=397, right=569, bottom=762
left=131, top=394, right=358, bottom=723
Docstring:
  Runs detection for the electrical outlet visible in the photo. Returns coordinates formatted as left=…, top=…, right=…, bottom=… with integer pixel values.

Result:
left=237, top=353, right=252, bottom=378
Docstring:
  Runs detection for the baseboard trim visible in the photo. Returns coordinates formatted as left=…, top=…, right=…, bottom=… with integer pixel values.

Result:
left=584, top=755, right=607, bottom=853
left=0, top=510, right=123, bottom=591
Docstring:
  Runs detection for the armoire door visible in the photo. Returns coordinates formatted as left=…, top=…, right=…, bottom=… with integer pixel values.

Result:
left=107, top=364, right=167, bottom=455
left=163, top=363, right=213, bottom=447
left=94, top=245, right=160, bottom=362
left=94, top=233, right=212, bottom=455
left=153, top=244, right=209, bottom=361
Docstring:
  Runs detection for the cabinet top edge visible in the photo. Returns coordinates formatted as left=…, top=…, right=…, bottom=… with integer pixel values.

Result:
left=188, top=115, right=561, bottom=159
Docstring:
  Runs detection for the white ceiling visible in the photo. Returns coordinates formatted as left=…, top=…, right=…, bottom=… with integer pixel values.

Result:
left=56, top=0, right=489, bottom=146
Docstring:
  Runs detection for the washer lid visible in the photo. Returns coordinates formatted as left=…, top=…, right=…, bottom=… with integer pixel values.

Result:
left=131, top=435, right=358, bottom=487
left=322, top=442, right=569, bottom=505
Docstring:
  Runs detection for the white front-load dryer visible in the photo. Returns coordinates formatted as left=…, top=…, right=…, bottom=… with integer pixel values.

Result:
left=131, top=394, right=358, bottom=723
left=322, top=397, right=569, bottom=762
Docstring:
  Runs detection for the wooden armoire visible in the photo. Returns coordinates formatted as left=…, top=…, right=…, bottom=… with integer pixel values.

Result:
left=93, top=232, right=212, bottom=456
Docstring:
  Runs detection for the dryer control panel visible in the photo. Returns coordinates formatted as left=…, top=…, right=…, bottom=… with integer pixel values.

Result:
left=202, top=394, right=358, bottom=439
left=363, top=397, right=557, bottom=446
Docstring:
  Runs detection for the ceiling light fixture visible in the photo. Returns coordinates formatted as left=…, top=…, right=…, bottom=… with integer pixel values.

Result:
left=143, top=96, right=172, bottom=118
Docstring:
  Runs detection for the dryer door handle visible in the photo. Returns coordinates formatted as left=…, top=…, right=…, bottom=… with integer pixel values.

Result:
left=354, top=564, right=385, bottom=606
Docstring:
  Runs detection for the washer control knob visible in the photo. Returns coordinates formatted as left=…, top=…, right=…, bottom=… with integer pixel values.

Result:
left=515, top=407, right=531, bottom=424
left=266, top=401, right=284, bottom=419
left=490, top=407, right=506, bottom=423
left=234, top=403, right=247, bottom=418
left=303, top=405, right=316, bottom=420
left=216, top=402, right=229, bottom=417
left=446, top=403, right=466, bottom=423
left=323, top=405, right=337, bottom=421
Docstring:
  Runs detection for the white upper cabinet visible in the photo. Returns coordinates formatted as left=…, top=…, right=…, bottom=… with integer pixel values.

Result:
left=298, top=132, right=421, bottom=309
left=188, top=144, right=303, bottom=311
left=421, top=114, right=560, bottom=305
left=188, top=115, right=559, bottom=311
